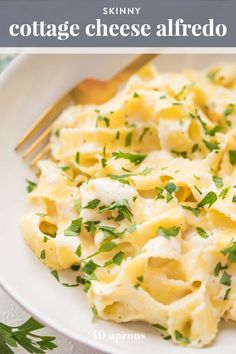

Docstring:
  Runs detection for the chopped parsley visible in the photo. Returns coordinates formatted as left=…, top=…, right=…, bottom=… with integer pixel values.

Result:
left=192, top=144, right=199, bottom=153
left=26, top=180, right=37, bottom=193
left=59, top=165, right=70, bottom=172
left=86, top=241, right=117, bottom=259
left=229, top=150, right=236, bottom=165
left=101, top=157, right=107, bottom=168
left=112, top=151, right=147, bottom=165
left=64, top=218, right=82, bottom=236
left=219, top=187, right=229, bottom=200
left=207, top=69, right=219, bottom=83
left=221, top=241, right=236, bottom=263
left=75, top=151, right=80, bottom=164
left=171, top=149, right=187, bottom=159
left=212, top=175, right=223, bottom=188
left=152, top=323, right=167, bottom=331
left=194, top=185, right=202, bottom=195
left=158, top=226, right=180, bottom=238
left=196, top=227, right=209, bottom=238
left=203, top=139, right=220, bottom=152
left=181, top=205, right=200, bottom=217
left=139, top=127, right=150, bottom=142
left=71, top=264, right=80, bottom=271
left=224, top=104, right=235, bottom=117
left=75, top=244, right=81, bottom=257
left=84, top=199, right=100, bottom=209
left=220, top=270, right=231, bottom=286
left=51, top=270, right=59, bottom=281
left=214, top=262, right=228, bottom=276
left=232, top=195, right=236, bottom=203
left=100, top=199, right=133, bottom=222
left=223, top=288, right=231, bottom=300
left=96, top=114, right=110, bottom=127
left=197, top=191, right=217, bottom=208
left=98, top=225, right=124, bottom=240
left=134, top=275, right=144, bottom=289
left=104, top=251, right=125, bottom=267
left=109, top=167, right=152, bottom=185
left=133, top=92, right=140, bottom=98
left=82, top=260, right=98, bottom=275
left=40, top=250, right=46, bottom=259
left=175, top=330, right=191, bottom=344
left=84, top=221, right=100, bottom=235
left=74, top=198, right=81, bottom=212
left=125, top=132, right=133, bottom=147
left=189, top=110, right=222, bottom=136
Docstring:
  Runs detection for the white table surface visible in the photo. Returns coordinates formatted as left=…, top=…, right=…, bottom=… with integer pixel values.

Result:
left=0, top=54, right=105, bottom=354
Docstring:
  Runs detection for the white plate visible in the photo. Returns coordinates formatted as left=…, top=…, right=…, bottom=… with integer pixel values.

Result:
left=0, top=53, right=236, bottom=354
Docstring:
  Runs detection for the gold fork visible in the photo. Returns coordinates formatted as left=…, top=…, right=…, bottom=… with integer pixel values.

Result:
left=15, top=54, right=157, bottom=167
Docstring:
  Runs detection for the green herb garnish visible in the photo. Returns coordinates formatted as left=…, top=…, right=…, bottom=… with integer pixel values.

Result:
left=125, top=132, right=133, bottom=147
left=26, top=180, right=37, bottom=193
left=196, top=227, right=209, bottom=238
left=197, top=191, right=217, bottom=208
left=212, top=175, right=223, bottom=188
left=112, top=151, right=147, bottom=165
left=229, top=150, right=236, bottom=165
left=158, top=226, right=180, bottom=238
left=175, top=330, right=191, bottom=344
left=100, top=199, right=133, bottom=222
left=64, top=218, right=82, bottom=236
left=84, top=199, right=100, bottom=209
left=220, top=271, right=231, bottom=286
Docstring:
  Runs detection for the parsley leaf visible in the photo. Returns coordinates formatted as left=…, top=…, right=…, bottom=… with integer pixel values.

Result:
left=197, top=191, right=217, bottom=208
left=214, top=262, right=228, bottom=276
left=26, top=180, right=37, bottom=193
left=229, top=150, right=236, bottom=165
left=196, top=227, right=209, bottom=238
left=0, top=317, right=57, bottom=353
left=98, top=225, right=124, bottom=240
left=152, top=323, right=167, bottom=331
left=84, top=199, right=100, bottom=209
left=82, top=260, right=98, bottom=275
left=175, top=330, right=191, bottom=344
left=220, top=271, right=231, bottom=286
left=86, top=241, right=117, bottom=259
left=212, top=175, right=223, bottom=188
left=171, top=149, right=187, bottom=159
left=158, top=226, right=180, bottom=238
left=224, top=104, right=235, bottom=117
left=96, top=114, right=110, bottom=127
left=104, top=251, right=125, bottom=267
left=203, top=139, right=220, bottom=152
left=75, top=151, right=80, bottom=164
left=221, top=241, right=236, bottom=263
left=139, top=127, right=150, bottom=142
left=125, top=132, right=133, bottom=147
left=109, top=167, right=152, bottom=185
left=112, top=151, right=147, bottom=165
left=64, top=218, right=82, bottom=236
left=181, top=205, right=200, bottom=216
left=100, top=199, right=133, bottom=222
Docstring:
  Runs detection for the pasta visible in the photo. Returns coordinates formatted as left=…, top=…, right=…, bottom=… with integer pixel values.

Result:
left=21, top=62, right=236, bottom=347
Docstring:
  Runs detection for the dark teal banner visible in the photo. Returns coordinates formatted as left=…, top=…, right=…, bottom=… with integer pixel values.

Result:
left=0, top=0, right=234, bottom=47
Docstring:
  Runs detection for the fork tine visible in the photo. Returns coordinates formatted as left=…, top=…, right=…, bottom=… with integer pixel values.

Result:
left=22, top=124, right=53, bottom=159
left=15, top=93, right=73, bottom=150
left=30, top=144, right=50, bottom=167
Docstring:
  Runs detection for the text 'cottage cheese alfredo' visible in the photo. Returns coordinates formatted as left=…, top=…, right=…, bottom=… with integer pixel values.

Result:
left=21, top=62, right=236, bottom=347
